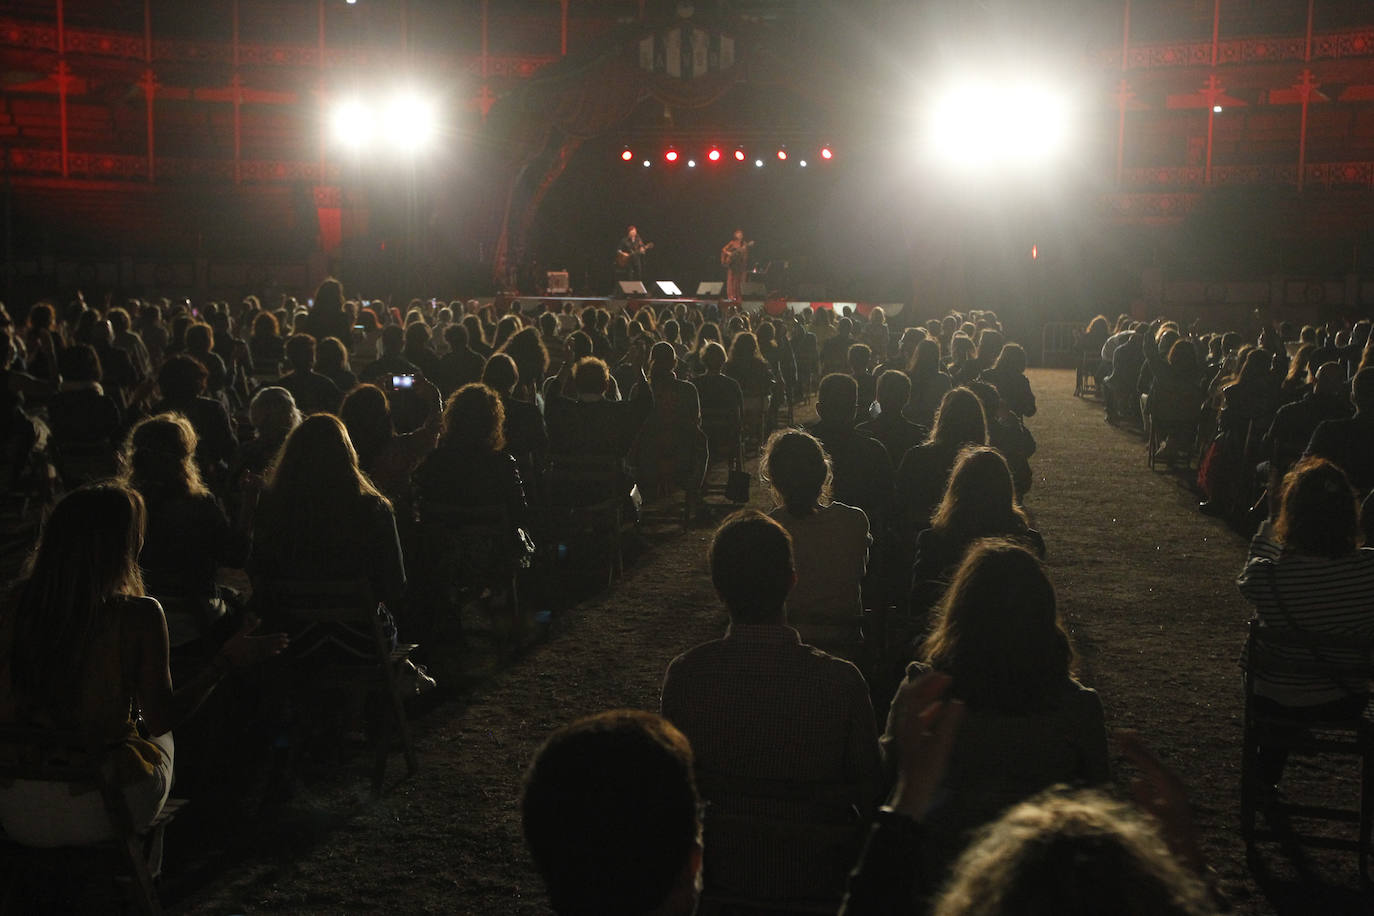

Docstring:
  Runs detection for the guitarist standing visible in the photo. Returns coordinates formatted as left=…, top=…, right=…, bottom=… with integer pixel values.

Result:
left=616, top=225, right=652, bottom=284
left=720, top=228, right=753, bottom=301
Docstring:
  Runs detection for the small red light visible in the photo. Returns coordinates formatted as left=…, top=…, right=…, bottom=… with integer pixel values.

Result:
left=621, top=149, right=633, bottom=161
left=1031, top=244, right=1039, bottom=260
left=820, top=147, right=833, bottom=160
left=708, top=148, right=721, bottom=162
left=734, top=148, right=745, bottom=161
left=777, top=149, right=788, bottom=161
left=665, top=149, right=678, bottom=163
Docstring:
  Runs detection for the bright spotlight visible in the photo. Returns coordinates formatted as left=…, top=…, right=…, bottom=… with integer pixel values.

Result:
left=924, top=79, right=1072, bottom=171
left=777, top=148, right=788, bottom=161
left=707, top=147, right=722, bottom=162
left=382, top=91, right=438, bottom=151
left=328, top=98, right=371, bottom=149
left=642, top=159, right=651, bottom=168
left=820, top=146, right=833, bottom=160
left=799, top=160, right=808, bottom=167
left=754, top=159, right=764, bottom=168
left=621, top=148, right=634, bottom=161
left=1212, top=104, right=1223, bottom=113
left=687, top=159, right=696, bottom=168
left=665, top=149, right=679, bottom=163
left=734, top=148, right=746, bottom=161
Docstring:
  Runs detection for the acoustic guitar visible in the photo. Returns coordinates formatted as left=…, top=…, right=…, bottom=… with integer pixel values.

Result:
left=615, top=241, right=653, bottom=268
left=721, top=239, right=755, bottom=269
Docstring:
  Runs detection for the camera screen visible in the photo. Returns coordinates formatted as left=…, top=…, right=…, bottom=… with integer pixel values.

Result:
left=392, top=374, right=415, bottom=389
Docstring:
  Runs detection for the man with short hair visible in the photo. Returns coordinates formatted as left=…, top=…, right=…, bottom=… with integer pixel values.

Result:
left=806, top=373, right=895, bottom=533
left=521, top=710, right=702, bottom=916
left=857, top=369, right=927, bottom=464
left=1268, top=361, right=1352, bottom=477
left=661, top=510, right=882, bottom=905
left=359, top=324, right=422, bottom=386
left=1307, top=367, right=1374, bottom=492
left=277, top=333, right=343, bottom=414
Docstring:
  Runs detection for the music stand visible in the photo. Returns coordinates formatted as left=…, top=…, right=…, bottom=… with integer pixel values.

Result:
left=617, top=281, right=648, bottom=296
left=654, top=281, right=683, bottom=297
left=696, top=282, right=724, bottom=296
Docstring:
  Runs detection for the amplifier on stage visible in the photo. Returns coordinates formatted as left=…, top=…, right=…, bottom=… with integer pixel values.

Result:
left=546, top=270, right=571, bottom=294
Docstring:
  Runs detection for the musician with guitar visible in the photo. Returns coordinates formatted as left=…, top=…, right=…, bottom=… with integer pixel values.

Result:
left=616, top=225, right=653, bottom=283
left=720, top=228, right=754, bottom=301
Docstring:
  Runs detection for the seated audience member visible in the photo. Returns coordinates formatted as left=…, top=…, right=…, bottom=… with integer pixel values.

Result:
left=896, top=387, right=988, bottom=544
left=1142, top=321, right=1206, bottom=460
left=48, top=343, right=121, bottom=447
left=883, top=540, right=1110, bottom=874
left=277, top=333, right=344, bottom=415
left=546, top=356, right=651, bottom=476
left=844, top=677, right=1215, bottom=915
left=1237, top=458, right=1374, bottom=787
left=849, top=342, right=877, bottom=412
left=1103, top=327, right=1144, bottom=424
left=694, top=340, right=744, bottom=414
left=498, top=326, right=551, bottom=402
left=1306, top=367, right=1374, bottom=493
left=946, top=334, right=979, bottom=387
left=340, top=383, right=439, bottom=510
left=109, top=307, right=152, bottom=380
left=249, top=414, right=407, bottom=662
left=909, top=447, right=1045, bottom=622
left=185, top=323, right=228, bottom=397
left=807, top=373, right=895, bottom=534
left=978, top=342, right=1036, bottom=418
left=315, top=336, right=357, bottom=393
left=821, top=317, right=857, bottom=375
left=153, top=354, right=237, bottom=477
left=631, top=342, right=708, bottom=509
left=905, top=338, right=953, bottom=429
left=0, top=484, right=285, bottom=847
left=119, top=414, right=248, bottom=646
left=521, top=710, right=702, bottom=916
left=1266, top=361, right=1350, bottom=479
left=228, top=386, right=300, bottom=496
left=249, top=311, right=286, bottom=371
left=859, top=370, right=928, bottom=464
left=435, top=323, right=485, bottom=396
left=481, top=353, right=548, bottom=471
left=724, top=330, right=776, bottom=403
left=661, top=511, right=882, bottom=904
left=964, top=380, right=1036, bottom=497
left=359, top=325, right=423, bottom=386
left=762, top=430, right=869, bottom=653
left=402, top=321, right=442, bottom=382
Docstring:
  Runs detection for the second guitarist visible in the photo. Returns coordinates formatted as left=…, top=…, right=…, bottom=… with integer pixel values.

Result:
left=720, top=228, right=754, bottom=301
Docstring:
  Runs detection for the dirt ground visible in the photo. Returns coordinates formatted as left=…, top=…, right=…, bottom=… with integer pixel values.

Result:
left=168, top=369, right=1372, bottom=915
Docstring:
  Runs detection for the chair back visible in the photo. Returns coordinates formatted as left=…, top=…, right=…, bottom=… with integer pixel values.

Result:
left=1245, top=619, right=1374, bottom=681
left=257, top=578, right=375, bottom=627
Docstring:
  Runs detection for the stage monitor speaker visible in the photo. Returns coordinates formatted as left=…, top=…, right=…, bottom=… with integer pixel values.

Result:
left=654, top=280, right=683, bottom=296
left=618, top=281, right=648, bottom=296
left=741, top=280, right=767, bottom=297
left=546, top=270, right=570, bottom=294
left=696, top=282, right=723, bottom=296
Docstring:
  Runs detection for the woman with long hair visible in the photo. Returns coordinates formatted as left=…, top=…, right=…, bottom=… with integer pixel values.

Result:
left=723, top=330, right=774, bottom=401
left=249, top=415, right=407, bottom=659
left=0, top=484, right=285, bottom=846
left=498, top=325, right=551, bottom=402
left=882, top=539, right=1109, bottom=867
left=414, top=383, right=528, bottom=527
left=228, top=386, right=300, bottom=499
left=979, top=342, right=1037, bottom=418
left=119, top=413, right=248, bottom=645
left=909, top=447, right=1045, bottom=618
left=905, top=338, right=952, bottom=428
left=1238, top=458, right=1374, bottom=786
left=896, top=387, right=988, bottom=539
left=761, top=429, right=869, bottom=654
left=339, top=383, right=439, bottom=510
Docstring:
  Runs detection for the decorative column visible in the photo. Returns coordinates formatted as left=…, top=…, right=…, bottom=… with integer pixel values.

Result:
left=232, top=0, right=241, bottom=183
left=1297, top=0, right=1315, bottom=191
left=143, top=0, right=155, bottom=181
left=1114, top=0, right=1131, bottom=187
left=55, top=0, right=68, bottom=178
left=1203, top=74, right=1222, bottom=185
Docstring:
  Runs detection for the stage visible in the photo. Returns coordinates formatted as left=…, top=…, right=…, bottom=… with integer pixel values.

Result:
left=498, top=295, right=909, bottom=319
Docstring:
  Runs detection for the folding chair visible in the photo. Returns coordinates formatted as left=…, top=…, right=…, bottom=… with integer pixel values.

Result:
left=701, top=406, right=745, bottom=504
left=257, top=579, right=419, bottom=795
left=0, top=726, right=181, bottom=916
left=741, top=395, right=770, bottom=457
left=544, top=456, right=625, bottom=589
left=416, top=503, right=524, bottom=657
left=694, top=770, right=865, bottom=915
left=1240, top=620, right=1374, bottom=880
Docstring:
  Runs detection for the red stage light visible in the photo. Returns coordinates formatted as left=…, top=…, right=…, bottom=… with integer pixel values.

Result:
left=708, top=148, right=722, bottom=162
left=665, top=149, right=679, bottom=163
left=820, top=146, right=833, bottom=160
left=777, top=148, right=788, bottom=161
left=733, top=148, right=746, bottom=161
left=621, top=148, right=633, bottom=161
left=1031, top=244, right=1039, bottom=260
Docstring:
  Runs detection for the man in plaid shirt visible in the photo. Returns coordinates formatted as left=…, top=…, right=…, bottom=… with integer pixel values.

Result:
left=661, top=510, right=883, bottom=906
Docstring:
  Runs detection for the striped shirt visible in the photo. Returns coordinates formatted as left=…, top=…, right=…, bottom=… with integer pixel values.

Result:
left=1237, top=522, right=1374, bottom=706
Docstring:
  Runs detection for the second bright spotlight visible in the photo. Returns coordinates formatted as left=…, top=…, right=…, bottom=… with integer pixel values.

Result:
left=328, top=90, right=440, bottom=155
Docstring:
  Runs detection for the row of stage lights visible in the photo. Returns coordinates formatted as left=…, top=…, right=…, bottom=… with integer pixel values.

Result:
left=622, top=145, right=835, bottom=169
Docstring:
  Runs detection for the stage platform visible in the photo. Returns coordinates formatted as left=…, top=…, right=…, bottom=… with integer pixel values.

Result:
left=490, top=295, right=908, bottom=318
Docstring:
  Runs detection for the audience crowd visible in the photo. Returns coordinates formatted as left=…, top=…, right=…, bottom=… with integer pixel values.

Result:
left=2, top=284, right=1360, bottom=914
